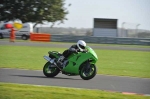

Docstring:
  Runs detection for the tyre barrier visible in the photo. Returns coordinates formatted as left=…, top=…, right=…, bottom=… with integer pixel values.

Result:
left=30, top=33, right=51, bottom=42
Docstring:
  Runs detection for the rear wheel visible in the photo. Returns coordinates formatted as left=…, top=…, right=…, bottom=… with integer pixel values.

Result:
left=21, top=35, right=28, bottom=40
left=79, top=64, right=97, bottom=80
left=0, top=33, right=3, bottom=39
left=43, top=62, right=60, bottom=77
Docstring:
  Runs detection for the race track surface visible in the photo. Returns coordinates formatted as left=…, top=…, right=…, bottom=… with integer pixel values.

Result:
left=0, top=68, right=150, bottom=94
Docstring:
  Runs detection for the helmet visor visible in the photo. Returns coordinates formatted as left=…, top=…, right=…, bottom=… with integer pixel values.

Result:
left=79, top=44, right=85, bottom=49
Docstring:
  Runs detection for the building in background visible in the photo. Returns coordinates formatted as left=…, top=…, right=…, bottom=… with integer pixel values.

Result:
left=93, top=18, right=118, bottom=37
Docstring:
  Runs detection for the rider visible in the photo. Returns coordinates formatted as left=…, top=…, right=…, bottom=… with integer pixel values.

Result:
left=50, top=40, right=87, bottom=67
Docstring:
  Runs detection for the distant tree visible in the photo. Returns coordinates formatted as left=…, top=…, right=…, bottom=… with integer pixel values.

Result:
left=0, top=0, right=69, bottom=27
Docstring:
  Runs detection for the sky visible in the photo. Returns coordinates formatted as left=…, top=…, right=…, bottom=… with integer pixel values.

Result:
left=53, top=0, right=150, bottom=30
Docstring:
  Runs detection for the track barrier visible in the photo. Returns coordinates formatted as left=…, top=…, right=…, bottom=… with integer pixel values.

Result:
left=30, top=33, right=51, bottom=42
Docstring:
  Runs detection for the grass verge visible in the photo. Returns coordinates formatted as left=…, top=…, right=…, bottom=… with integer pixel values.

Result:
left=0, top=82, right=149, bottom=99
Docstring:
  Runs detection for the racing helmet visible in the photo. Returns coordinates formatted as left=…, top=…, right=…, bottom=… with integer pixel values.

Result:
left=77, top=40, right=86, bottom=51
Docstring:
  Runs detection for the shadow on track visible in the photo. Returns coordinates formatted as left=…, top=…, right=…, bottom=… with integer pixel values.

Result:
left=11, top=75, right=82, bottom=80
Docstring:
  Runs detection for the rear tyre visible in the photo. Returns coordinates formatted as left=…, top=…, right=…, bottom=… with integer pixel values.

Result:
left=43, top=62, right=60, bottom=77
left=21, top=35, right=28, bottom=40
left=79, top=64, right=97, bottom=80
left=0, top=33, right=3, bottom=39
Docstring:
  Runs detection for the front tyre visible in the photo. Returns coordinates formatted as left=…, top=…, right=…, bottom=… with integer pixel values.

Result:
left=79, top=64, right=97, bottom=80
left=43, top=62, right=60, bottom=77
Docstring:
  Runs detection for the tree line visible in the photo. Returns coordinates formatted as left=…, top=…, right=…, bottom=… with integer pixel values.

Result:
left=0, top=0, right=70, bottom=27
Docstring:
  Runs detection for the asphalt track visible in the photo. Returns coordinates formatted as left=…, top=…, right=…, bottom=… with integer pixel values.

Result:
left=0, top=40, right=150, bottom=95
left=0, top=68, right=150, bottom=95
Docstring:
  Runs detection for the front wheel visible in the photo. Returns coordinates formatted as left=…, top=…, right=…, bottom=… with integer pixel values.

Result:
left=43, top=62, right=60, bottom=77
left=79, top=64, right=97, bottom=80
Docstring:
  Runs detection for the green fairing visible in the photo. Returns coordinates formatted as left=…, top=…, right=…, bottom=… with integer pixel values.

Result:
left=63, top=46, right=98, bottom=74
left=48, top=46, right=98, bottom=75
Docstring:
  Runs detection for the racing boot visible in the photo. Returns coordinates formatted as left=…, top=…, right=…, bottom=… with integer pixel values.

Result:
left=57, top=55, right=65, bottom=67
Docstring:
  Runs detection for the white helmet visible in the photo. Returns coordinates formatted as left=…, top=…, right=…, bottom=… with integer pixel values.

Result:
left=77, top=40, right=86, bottom=51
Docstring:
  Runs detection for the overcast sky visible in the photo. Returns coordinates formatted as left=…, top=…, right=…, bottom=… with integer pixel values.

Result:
left=53, top=0, right=150, bottom=30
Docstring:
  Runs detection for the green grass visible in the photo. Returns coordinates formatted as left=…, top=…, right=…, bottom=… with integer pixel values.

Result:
left=0, top=82, right=149, bottom=99
left=0, top=45, right=150, bottom=78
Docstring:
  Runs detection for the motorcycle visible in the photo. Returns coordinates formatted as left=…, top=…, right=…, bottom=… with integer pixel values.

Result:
left=43, top=46, right=98, bottom=80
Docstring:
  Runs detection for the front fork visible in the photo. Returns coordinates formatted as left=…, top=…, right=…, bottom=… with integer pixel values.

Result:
left=84, top=61, right=92, bottom=75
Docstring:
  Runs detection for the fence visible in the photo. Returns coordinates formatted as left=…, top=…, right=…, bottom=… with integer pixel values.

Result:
left=51, top=35, right=150, bottom=45
left=34, top=27, right=150, bottom=38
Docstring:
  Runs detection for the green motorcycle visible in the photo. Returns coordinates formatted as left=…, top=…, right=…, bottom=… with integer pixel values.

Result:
left=43, top=46, right=98, bottom=80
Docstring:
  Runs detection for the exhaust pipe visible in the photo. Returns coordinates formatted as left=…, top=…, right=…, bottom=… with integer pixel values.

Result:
left=43, top=55, right=62, bottom=71
left=43, top=56, right=51, bottom=61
